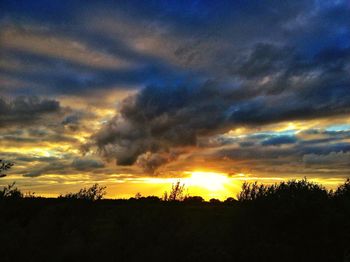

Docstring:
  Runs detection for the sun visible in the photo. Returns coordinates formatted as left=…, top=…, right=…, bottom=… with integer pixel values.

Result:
left=184, top=171, right=230, bottom=191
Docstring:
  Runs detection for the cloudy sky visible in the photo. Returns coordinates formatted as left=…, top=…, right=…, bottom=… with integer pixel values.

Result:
left=1, top=0, right=349, bottom=199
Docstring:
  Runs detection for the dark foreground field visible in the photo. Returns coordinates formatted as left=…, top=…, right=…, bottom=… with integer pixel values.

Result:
left=1, top=179, right=350, bottom=262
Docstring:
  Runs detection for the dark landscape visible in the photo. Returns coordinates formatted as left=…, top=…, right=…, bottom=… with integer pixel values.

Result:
left=1, top=176, right=350, bottom=262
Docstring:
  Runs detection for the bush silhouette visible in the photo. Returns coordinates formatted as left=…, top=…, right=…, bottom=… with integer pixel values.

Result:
left=0, top=182, right=23, bottom=199
left=334, top=178, right=350, bottom=199
left=209, top=198, right=221, bottom=204
left=183, top=196, right=204, bottom=204
left=237, top=177, right=328, bottom=204
left=163, top=180, right=187, bottom=201
left=59, top=183, right=106, bottom=201
left=223, top=197, right=237, bottom=204
left=129, top=195, right=161, bottom=202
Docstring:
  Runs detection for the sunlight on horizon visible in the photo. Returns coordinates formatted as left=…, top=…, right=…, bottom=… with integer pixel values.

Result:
left=138, top=170, right=243, bottom=200
left=183, top=171, right=230, bottom=191
left=95, top=170, right=244, bottom=200
left=3, top=170, right=347, bottom=201
left=181, top=171, right=239, bottom=200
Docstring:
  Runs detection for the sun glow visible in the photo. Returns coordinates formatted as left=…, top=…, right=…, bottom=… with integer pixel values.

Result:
left=184, top=171, right=231, bottom=191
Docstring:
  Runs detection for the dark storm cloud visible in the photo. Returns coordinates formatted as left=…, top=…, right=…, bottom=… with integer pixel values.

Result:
left=136, top=152, right=172, bottom=174
left=0, top=133, right=77, bottom=144
left=23, top=161, right=67, bottom=177
left=72, top=158, right=105, bottom=171
left=303, top=152, right=350, bottom=166
left=85, top=81, right=233, bottom=167
left=61, top=112, right=87, bottom=131
left=62, top=114, right=80, bottom=126
left=0, top=96, right=61, bottom=127
left=19, top=156, right=104, bottom=177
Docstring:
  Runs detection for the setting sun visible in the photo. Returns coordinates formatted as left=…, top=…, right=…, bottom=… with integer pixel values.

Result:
left=178, top=171, right=242, bottom=200
left=184, top=171, right=230, bottom=191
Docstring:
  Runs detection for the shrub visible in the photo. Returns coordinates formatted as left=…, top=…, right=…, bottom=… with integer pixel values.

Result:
left=237, top=178, right=329, bottom=203
left=59, top=183, right=106, bottom=201
left=183, top=196, right=205, bottom=204
left=237, top=181, right=276, bottom=202
left=333, top=178, right=350, bottom=199
left=135, top=192, right=142, bottom=199
left=209, top=198, right=221, bottom=204
left=0, top=182, right=23, bottom=199
left=24, top=191, right=36, bottom=198
left=163, top=181, right=187, bottom=201
left=224, top=197, right=237, bottom=204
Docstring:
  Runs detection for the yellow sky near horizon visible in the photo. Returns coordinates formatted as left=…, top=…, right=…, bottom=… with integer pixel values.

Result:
left=1, top=170, right=347, bottom=201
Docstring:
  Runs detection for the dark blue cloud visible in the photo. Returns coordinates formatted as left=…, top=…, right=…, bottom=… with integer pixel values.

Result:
left=0, top=49, right=190, bottom=96
left=261, top=136, right=297, bottom=146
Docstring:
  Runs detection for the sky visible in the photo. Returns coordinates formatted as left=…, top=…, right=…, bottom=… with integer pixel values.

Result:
left=0, top=0, right=349, bottom=200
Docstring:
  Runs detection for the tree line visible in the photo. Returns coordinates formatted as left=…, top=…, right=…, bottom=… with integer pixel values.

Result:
left=1, top=159, right=350, bottom=261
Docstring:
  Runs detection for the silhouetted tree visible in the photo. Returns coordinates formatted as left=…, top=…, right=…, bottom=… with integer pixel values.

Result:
left=0, top=182, right=23, bottom=199
left=183, top=196, right=204, bottom=204
left=59, top=183, right=106, bottom=201
left=0, top=159, right=14, bottom=178
left=209, top=198, right=221, bottom=204
left=163, top=180, right=187, bottom=201
left=334, top=178, right=350, bottom=199
left=139, top=196, right=161, bottom=203
left=237, top=177, right=328, bottom=203
left=24, top=191, right=36, bottom=198
left=224, top=197, right=237, bottom=204
left=135, top=192, right=142, bottom=199
left=237, top=181, right=273, bottom=201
